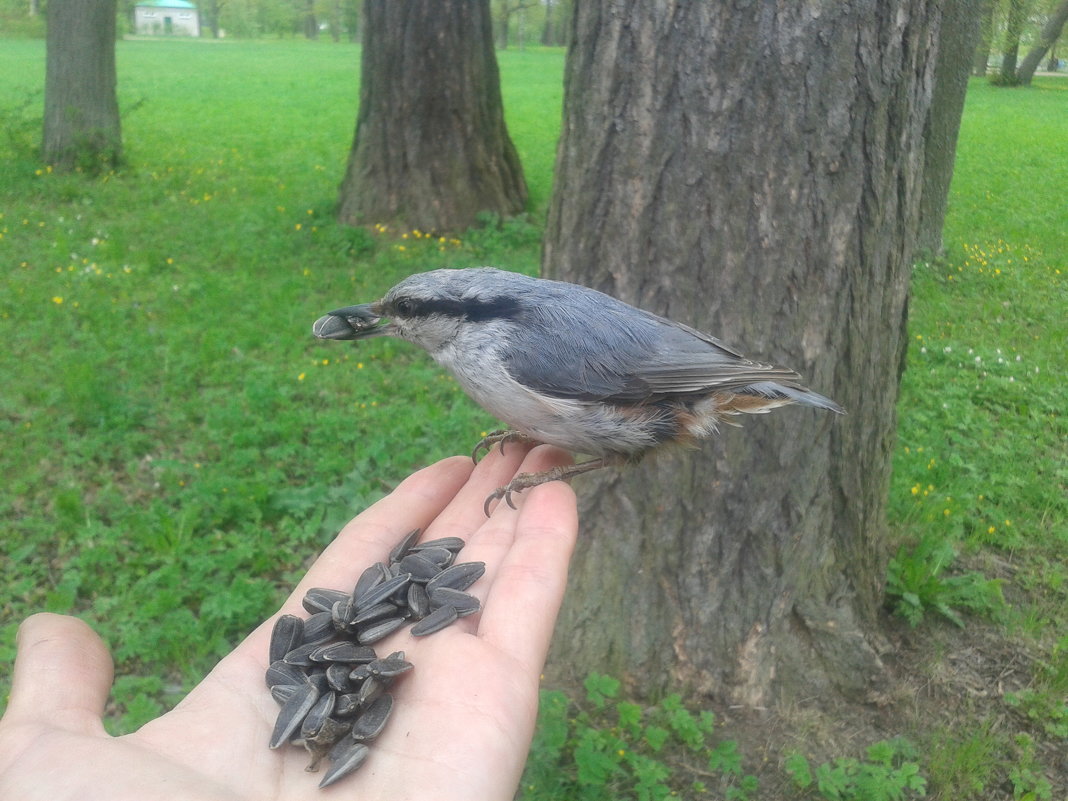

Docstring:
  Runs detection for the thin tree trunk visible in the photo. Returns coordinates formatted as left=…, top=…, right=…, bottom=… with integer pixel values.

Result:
left=998, top=0, right=1029, bottom=84
left=973, top=0, right=996, bottom=75
left=544, top=0, right=951, bottom=707
left=43, top=0, right=122, bottom=173
left=918, top=0, right=983, bottom=255
left=337, top=0, right=527, bottom=233
left=1017, top=0, right=1068, bottom=84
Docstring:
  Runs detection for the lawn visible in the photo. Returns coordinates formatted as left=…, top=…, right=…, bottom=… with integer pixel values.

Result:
left=0, top=39, right=1064, bottom=798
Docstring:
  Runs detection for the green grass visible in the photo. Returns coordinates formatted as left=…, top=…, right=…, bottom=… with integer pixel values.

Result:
left=0, top=38, right=556, bottom=726
left=1, top=40, right=1065, bottom=796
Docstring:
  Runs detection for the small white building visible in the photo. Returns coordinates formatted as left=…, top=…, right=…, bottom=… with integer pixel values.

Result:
left=134, top=0, right=200, bottom=37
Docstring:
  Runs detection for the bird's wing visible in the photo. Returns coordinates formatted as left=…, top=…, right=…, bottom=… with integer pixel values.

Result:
left=501, top=298, right=801, bottom=404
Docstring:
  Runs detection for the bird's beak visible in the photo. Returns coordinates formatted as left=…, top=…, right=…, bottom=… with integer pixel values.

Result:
left=312, top=303, right=394, bottom=341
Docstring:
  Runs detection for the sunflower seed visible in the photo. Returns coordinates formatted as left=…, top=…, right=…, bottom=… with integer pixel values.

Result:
left=348, top=663, right=372, bottom=684
left=283, top=642, right=320, bottom=667
left=350, top=694, right=394, bottom=741
left=397, top=553, right=444, bottom=582
left=302, top=587, right=352, bottom=615
left=269, top=615, right=305, bottom=664
left=357, top=616, right=406, bottom=644
left=300, top=691, right=337, bottom=740
left=271, top=683, right=298, bottom=705
left=429, top=587, right=481, bottom=617
left=412, top=546, right=454, bottom=568
left=409, top=604, right=459, bottom=637
left=325, top=663, right=352, bottom=693
left=406, top=583, right=430, bottom=618
left=269, top=679, right=320, bottom=749
left=266, top=659, right=306, bottom=688
left=388, top=527, right=422, bottom=564
left=357, top=674, right=385, bottom=707
left=310, top=641, right=377, bottom=664
left=410, top=536, right=466, bottom=553
left=319, top=741, right=370, bottom=788
left=334, top=692, right=362, bottom=717
left=352, top=562, right=389, bottom=600
left=301, top=611, right=336, bottom=645
left=331, top=597, right=356, bottom=630
left=352, top=601, right=401, bottom=626
left=369, top=655, right=413, bottom=679
left=355, top=573, right=411, bottom=609
left=426, top=561, right=485, bottom=594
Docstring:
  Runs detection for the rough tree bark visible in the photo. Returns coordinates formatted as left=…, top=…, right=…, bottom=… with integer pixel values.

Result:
left=917, top=0, right=983, bottom=255
left=337, top=0, right=527, bottom=232
left=543, top=0, right=955, bottom=707
left=43, top=0, right=122, bottom=172
left=1016, top=0, right=1068, bottom=84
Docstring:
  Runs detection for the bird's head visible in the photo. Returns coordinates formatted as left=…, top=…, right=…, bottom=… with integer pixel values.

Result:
left=312, top=267, right=526, bottom=356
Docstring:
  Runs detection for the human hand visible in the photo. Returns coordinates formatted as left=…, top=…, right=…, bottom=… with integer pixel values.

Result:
left=0, top=445, right=578, bottom=800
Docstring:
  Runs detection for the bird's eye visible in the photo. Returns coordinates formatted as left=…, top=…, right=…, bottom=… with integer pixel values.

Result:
left=394, top=298, right=414, bottom=316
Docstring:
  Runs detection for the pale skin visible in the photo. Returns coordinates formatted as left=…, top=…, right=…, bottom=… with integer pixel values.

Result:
left=0, top=445, right=578, bottom=801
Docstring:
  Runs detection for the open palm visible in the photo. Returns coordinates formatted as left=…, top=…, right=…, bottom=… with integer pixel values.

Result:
left=0, top=446, right=578, bottom=801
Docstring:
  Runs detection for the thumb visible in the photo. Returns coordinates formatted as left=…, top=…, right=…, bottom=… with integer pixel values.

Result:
left=3, top=613, right=114, bottom=736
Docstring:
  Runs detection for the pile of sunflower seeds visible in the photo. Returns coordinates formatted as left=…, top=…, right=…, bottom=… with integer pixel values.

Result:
left=265, top=528, right=485, bottom=788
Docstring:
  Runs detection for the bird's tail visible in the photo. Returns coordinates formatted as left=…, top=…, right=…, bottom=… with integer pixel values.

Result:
left=744, top=381, right=845, bottom=414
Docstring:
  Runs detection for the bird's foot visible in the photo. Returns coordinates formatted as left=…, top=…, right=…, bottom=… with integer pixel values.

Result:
left=483, top=458, right=608, bottom=516
left=471, top=430, right=537, bottom=463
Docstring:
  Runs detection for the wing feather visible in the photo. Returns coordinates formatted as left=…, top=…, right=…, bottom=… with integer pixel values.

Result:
left=500, top=285, right=800, bottom=404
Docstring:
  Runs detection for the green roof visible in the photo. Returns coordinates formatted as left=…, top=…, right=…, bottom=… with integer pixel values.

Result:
left=137, top=0, right=197, bottom=8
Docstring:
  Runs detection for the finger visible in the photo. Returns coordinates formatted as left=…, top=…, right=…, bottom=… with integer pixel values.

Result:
left=228, top=456, right=476, bottom=664
left=4, top=613, right=113, bottom=736
left=444, top=447, right=575, bottom=633
left=282, top=455, right=476, bottom=611
left=476, top=456, right=579, bottom=673
left=419, top=441, right=535, bottom=544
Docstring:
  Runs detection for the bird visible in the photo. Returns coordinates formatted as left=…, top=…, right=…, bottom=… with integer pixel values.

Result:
left=312, top=267, right=843, bottom=514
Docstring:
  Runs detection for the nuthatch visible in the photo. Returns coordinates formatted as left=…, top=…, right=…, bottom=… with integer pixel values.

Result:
left=313, top=267, right=843, bottom=514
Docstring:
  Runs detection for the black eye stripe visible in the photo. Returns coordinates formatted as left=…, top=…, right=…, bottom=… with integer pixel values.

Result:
left=393, top=296, right=520, bottom=323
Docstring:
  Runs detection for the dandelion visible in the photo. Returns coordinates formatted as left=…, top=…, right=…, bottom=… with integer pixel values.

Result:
left=988, top=526, right=996, bottom=535
left=298, top=372, right=306, bottom=381
left=52, top=296, right=63, bottom=304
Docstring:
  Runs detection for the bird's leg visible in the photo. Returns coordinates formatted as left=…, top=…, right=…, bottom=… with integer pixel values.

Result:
left=471, top=429, right=538, bottom=463
left=483, top=457, right=610, bottom=517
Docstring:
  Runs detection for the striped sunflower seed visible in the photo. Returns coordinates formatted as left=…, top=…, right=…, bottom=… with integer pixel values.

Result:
left=425, top=561, right=485, bottom=594
left=319, top=741, right=369, bottom=789
left=269, top=615, right=305, bottom=664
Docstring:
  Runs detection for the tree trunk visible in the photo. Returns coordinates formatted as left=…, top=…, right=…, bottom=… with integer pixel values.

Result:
left=997, top=0, right=1029, bottom=84
left=1016, top=0, right=1068, bottom=84
left=917, top=0, right=983, bottom=256
left=43, top=0, right=122, bottom=173
left=304, top=0, right=318, bottom=39
left=973, top=0, right=996, bottom=75
left=543, top=0, right=951, bottom=707
left=337, top=0, right=527, bottom=233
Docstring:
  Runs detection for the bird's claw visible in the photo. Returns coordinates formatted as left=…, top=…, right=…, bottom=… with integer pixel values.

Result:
left=471, top=430, right=534, bottom=463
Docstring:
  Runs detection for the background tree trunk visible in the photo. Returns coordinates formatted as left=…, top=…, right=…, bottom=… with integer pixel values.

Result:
left=917, top=0, right=983, bottom=255
left=1016, top=0, right=1068, bottom=84
left=972, top=0, right=997, bottom=75
left=43, top=0, right=122, bottom=173
left=543, top=0, right=952, bottom=707
left=997, top=0, right=1030, bottom=84
left=337, top=0, right=527, bottom=233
